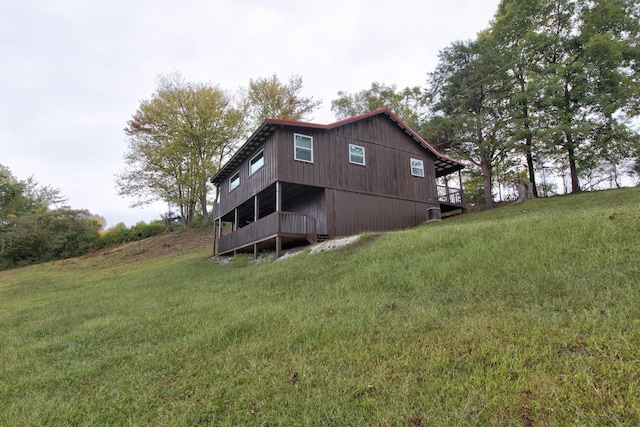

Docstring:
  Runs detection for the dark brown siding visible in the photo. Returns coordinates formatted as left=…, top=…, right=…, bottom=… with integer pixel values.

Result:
left=218, top=138, right=276, bottom=216
left=217, top=113, right=444, bottom=240
left=328, top=189, right=436, bottom=237
left=282, top=186, right=327, bottom=235
left=274, top=116, right=438, bottom=204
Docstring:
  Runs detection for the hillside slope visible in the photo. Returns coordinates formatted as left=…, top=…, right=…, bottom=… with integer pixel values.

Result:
left=1, top=187, right=639, bottom=426
left=57, top=227, right=215, bottom=269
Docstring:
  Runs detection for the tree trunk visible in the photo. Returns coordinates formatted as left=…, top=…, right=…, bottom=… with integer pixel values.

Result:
left=520, top=95, right=538, bottom=198
left=180, top=202, right=195, bottom=229
left=200, top=186, right=210, bottom=227
left=515, top=182, right=528, bottom=204
left=180, top=204, right=188, bottom=229
left=523, top=121, right=538, bottom=198
left=480, top=158, right=494, bottom=209
left=565, top=132, right=581, bottom=193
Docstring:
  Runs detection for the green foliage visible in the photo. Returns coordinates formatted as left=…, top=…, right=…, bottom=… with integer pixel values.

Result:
left=0, top=164, right=65, bottom=221
left=331, top=82, right=426, bottom=130
left=1, top=188, right=639, bottom=425
left=426, top=34, right=512, bottom=209
left=0, top=208, right=101, bottom=269
left=244, top=73, right=322, bottom=128
left=489, top=0, right=640, bottom=193
left=130, top=220, right=166, bottom=239
left=461, top=169, right=486, bottom=206
left=229, top=253, right=252, bottom=266
left=97, top=220, right=167, bottom=249
left=116, top=72, right=245, bottom=228
left=422, top=0, right=640, bottom=206
left=0, top=166, right=106, bottom=270
left=98, top=222, right=133, bottom=247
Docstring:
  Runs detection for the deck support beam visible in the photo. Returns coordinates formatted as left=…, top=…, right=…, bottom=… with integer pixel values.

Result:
left=213, top=217, right=219, bottom=256
left=253, top=194, right=259, bottom=259
left=234, top=207, right=239, bottom=231
left=275, top=181, right=282, bottom=259
left=458, top=170, right=466, bottom=212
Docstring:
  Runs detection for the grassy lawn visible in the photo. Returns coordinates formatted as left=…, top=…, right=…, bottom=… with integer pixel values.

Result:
left=1, top=187, right=639, bottom=426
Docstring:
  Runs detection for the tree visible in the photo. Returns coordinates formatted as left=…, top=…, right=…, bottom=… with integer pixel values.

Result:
left=0, top=166, right=107, bottom=269
left=471, top=0, right=640, bottom=197
left=331, top=82, right=426, bottom=130
left=526, top=0, right=640, bottom=193
left=244, top=74, right=322, bottom=128
left=490, top=0, right=549, bottom=197
left=1, top=164, right=64, bottom=222
left=0, top=208, right=101, bottom=269
left=426, top=35, right=513, bottom=209
left=116, top=72, right=245, bottom=228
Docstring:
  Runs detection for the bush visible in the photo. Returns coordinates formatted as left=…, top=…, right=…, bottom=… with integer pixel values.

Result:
left=98, top=220, right=167, bottom=251
left=0, top=209, right=101, bottom=269
left=130, top=221, right=166, bottom=239
left=98, top=223, right=133, bottom=248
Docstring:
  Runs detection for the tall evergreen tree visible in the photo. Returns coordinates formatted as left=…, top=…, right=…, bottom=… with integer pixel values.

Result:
left=426, top=34, right=512, bottom=209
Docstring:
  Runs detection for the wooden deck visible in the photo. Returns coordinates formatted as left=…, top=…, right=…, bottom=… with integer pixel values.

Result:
left=437, top=185, right=466, bottom=214
left=217, top=211, right=317, bottom=255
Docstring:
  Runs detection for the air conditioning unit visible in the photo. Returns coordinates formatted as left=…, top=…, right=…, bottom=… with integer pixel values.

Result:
left=426, top=207, right=441, bottom=222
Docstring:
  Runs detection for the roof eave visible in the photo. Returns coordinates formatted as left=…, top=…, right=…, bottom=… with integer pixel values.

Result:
left=210, top=121, right=276, bottom=185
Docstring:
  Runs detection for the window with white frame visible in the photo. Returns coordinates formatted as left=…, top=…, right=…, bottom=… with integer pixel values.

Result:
left=249, top=150, right=264, bottom=175
left=349, top=144, right=365, bottom=165
left=229, top=170, right=240, bottom=191
left=410, top=158, right=425, bottom=177
left=294, top=134, right=313, bottom=162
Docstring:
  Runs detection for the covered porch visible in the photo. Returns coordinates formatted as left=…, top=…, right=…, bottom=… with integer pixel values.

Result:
left=214, top=182, right=321, bottom=258
left=436, top=169, right=466, bottom=217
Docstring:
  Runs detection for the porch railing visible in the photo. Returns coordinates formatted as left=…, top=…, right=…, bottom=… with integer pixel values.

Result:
left=218, top=211, right=316, bottom=254
left=437, top=185, right=464, bottom=206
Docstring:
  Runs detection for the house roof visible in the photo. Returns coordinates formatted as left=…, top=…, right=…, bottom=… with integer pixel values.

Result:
left=210, top=108, right=465, bottom=185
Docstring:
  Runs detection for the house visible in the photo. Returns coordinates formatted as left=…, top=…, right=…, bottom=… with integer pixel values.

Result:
left=210, top=108, right=465, bottom=258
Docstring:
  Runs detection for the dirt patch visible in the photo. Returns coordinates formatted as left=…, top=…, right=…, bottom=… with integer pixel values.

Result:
left=79, top=227, right=214, bottom=268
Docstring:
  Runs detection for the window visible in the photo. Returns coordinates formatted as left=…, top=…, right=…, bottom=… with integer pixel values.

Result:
left=349, top=144, right=365, bottom=165
left=410, top=158, right=425, bottom=177
left=229, top=170, right=240, bottom=191
left=294, top=134, right=313, bottom=162
left=249, top=150, right=264, bottom=175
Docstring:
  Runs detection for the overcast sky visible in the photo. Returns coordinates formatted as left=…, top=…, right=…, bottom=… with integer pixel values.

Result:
left=1, top=0, right=500, bottom=228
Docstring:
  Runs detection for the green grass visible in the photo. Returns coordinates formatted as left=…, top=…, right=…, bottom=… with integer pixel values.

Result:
left=1, top=187, right=640, bottom=426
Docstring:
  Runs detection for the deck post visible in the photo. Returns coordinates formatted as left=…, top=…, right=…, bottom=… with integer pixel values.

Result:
left=458, top=170, right=467, bottom=212
left=213, top=217, right=218, bottom=256
left=275, top=181, right=282, bottom=258
left=445, top=178, right=450, bottom=202
left=234, top=208, right=239, bottom=231
left=253, top=194, right=259, bottom=258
